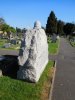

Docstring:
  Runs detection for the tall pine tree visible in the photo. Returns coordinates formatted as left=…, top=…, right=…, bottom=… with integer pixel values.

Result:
left=46, top=11, right=57, bottom=36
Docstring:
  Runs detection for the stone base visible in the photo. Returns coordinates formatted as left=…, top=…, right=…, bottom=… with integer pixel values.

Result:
left=17, top=60, right=48, bottom=82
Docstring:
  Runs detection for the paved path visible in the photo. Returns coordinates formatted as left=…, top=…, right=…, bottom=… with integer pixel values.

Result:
left=0, top=49, right=19, bottom=56
left=49, top=38, right=75, bottom=100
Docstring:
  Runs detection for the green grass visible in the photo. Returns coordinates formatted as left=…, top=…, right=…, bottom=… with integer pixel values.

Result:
left=48, top=39, right=59, bottom=55
left=0, top=39, right=7, bottom=47
left=5, top=44, right=20, bottom=50
left=0, top=61, right=54, bottom=100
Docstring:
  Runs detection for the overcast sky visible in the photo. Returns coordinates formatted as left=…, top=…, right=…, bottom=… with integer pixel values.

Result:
left=0, top=0, right=75, bottom=28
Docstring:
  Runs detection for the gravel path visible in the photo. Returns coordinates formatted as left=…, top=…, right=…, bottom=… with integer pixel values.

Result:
left=0, top=49, right=19, bottom=56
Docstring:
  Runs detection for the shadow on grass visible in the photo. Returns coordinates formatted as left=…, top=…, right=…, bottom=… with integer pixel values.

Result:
left=0, top=55, right=19, bottom=79
left=0, top=55, right=37, bottom=83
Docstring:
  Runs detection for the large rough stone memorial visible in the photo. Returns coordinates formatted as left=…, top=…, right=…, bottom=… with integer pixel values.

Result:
left=17, top=21, right=48, bottom=82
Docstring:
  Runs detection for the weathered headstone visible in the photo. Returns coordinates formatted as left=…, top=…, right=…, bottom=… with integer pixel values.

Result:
left=17, top=21, right=48, bottom=82
left=10, top=39, right=17, bottom=45
left=0, top=70, right=2, bottom=77
left=72, top=37, right=75, bottom=42
left=3, top=43, right=11, bottom=48
left=51, top=33, right=57, bottom=43
left=57, top=35, right=60, bottom=40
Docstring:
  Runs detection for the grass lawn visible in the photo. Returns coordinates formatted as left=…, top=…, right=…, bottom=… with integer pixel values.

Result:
left=0, top=61, right=54, bottom=100
left=48, top=39, right=59, bottom=55
left=5, top=44, right=20, bottom=50
left=0, top=39, right=7, bottom=47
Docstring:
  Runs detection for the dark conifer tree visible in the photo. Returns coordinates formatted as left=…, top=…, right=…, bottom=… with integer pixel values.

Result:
left=63, top=23, right=75, bottom=36
left=46, top=11, right=57, bottom=36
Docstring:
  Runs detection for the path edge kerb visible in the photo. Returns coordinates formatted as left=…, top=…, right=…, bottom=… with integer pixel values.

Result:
left=49, top=60, right=57, bottom=100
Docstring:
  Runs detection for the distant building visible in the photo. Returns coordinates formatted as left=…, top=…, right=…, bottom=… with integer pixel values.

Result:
left=0, top=31, right=7, bottom=38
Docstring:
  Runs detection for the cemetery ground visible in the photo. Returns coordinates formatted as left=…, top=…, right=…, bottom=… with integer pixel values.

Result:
left=0, top=37, right=59, bottom=100
left=69, top=39, right=75, bottom=47
left=48, top=38, right=59, bottom=55
left=68, top=36, right=75, bottom=47
left=0, top=38, right=59, bottom=54
left=0, top=39, right=20, bottom=50
left=70, top=41, right=75, bottom=47
left=0, top=61, right=54, bottom=100
left=49, top=38, right=75, bottom=100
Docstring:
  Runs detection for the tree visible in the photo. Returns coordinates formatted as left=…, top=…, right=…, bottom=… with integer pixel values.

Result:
left=16, top=27, right=22, bottom=33
left=0, top=17, right=16, bottom=38
left=1, top=24, right=11, bottom=38
left=1, top=24, right=10, bottom=32
left=10, top=27, right=16, bottom=33
left=1, top=24, right=16, bottom=38
left=22, top=28, right=27, bottom=33
left=46, top=11, right=57, bottom=36
left=16, top=27, right=23, bottom=38
left=63, top=23, right=75, bottom=36
left=57, top=20, right=64, bottom=36
left=0, top=17, right=6, bottom=30
left=0, top=17, right=5, bottom=25
left=1, top=24, right=16, bottom=33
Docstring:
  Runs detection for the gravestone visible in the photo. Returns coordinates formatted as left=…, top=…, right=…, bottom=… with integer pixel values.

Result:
left=74, top=38, right=75, bottom=42
left=57, top=35, right=60, bottom=40
left=10, top=39, right=17, bottom=45
left=72, top=37, right=75, bottom=42
left=17, top=21, right=48, bottom=82
left=0, top=70, right=2, bottom=77
left=3, top=43, right=11, bottom=48
left=51, top=33, right=57, bottom=43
